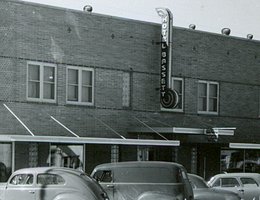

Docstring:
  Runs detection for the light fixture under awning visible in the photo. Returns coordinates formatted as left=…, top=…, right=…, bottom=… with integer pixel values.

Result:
left=0, top=135, right=180, bottom=146
left=229, top=143, right=260, bottom=149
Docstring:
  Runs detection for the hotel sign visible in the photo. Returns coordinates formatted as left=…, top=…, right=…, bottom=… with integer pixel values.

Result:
left=156, top=8, right=178, bottom=108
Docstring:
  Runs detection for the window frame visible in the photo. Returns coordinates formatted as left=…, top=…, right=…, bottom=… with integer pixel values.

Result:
left=161, top=77, right=184, bottom=112
left=26, top=61, right=57, bottom=103
left=66, top=66, right=94, bottom=106
left=198, top=80, right=219, bottom=115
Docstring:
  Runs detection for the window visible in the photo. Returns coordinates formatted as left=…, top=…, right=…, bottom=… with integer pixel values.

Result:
left=67, top=66, right=94, bottom=105
left=93, top=170, right=112, bottom=182
left=10, top=174, right=33, bottom=185
left=161, top=77, right=184, bottom=112
left=221, top=178, right=240, bottom=187
left=49, top=145, right=84, bottom=170
left=37, top=173, right=65, bottom=185
left=172, top=77, right=184, bottom=111
left=198, top=80, right=219, bottom=114
left=27, top=61, right=56, bottom=102
left=212, top=178, right=220, bottom=187
left=240, top=178, right=258, bottom=187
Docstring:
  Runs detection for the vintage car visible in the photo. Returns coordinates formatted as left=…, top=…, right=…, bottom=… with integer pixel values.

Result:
left=91, top=161, right=194, bottom=200
left=0, top=167, right=109, bottom=200
left=208, top=173, right=260, bottom=200
left=188, top=173, right=241, bottom=200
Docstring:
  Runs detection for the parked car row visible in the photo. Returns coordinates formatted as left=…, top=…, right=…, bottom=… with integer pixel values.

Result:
left=1, top=161, right=260, bottom=200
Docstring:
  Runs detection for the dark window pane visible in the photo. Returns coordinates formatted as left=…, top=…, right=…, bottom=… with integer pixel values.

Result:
left=28, top=82, right=40, bottom=98
left=82, top=87, right=92, bottom=102
left=82, top=70, right=92, bottom=86
left=68, top=69, right=78, bottom=85
left=44, top=83, right=55, bottom=99
left=68, top=85, right=78, bottom=101
left=28, top=65, right=40, bottom=81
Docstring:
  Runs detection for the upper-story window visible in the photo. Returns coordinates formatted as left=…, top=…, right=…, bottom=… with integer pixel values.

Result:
left=198, top=80, right=219, bottom=114
left=172, top=77, right=184, bottom=111
left=161, top=77, right=184, bottom=112
left=66, top=66, right=94, bottom=105
left=27, top=61, right=56, bottom=103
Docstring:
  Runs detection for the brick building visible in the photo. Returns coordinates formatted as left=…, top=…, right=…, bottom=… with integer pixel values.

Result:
left=0, top=0, right=259, bottom=180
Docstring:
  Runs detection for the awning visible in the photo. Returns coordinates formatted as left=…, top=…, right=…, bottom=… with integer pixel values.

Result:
left=0, top=103, right=180, bottom=146
left=130, top=127, right=235, bottom=136
left=229, top=143, right=260, bottom=149
left=0, top=135, right=180, bottom=146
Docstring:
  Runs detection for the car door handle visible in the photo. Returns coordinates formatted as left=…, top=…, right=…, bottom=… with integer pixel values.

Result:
left=29, top=191, right=35, bottom=194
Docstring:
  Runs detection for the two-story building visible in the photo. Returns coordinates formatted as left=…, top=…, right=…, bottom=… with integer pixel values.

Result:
left=0, top=0, right=259, bottom=180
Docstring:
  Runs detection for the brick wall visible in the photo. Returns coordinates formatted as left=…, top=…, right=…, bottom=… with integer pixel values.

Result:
left=0, top=0, right=259, bottom=143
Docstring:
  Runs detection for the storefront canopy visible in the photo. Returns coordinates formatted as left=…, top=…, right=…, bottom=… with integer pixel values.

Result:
left=130, top=127, right=235, bottom=138
left=0, top=134, right=180, bottom=146
left=229, top=143, right=260, bottom=149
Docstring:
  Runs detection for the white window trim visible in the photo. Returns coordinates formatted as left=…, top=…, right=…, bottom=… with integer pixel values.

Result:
left=26, top=61, right=57, bottom=103
left=161, top=77, right=184, bottom=112
left=198, top=80, right=219, bottom=115
left=66, top=66, right=94, bottom=106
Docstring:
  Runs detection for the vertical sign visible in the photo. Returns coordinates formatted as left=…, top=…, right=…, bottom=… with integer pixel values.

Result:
left=156, top=8, right=178, bottom=108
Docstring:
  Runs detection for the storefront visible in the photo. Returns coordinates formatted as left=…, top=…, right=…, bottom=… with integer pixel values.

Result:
left=220, top=143, right=260, bottom=173
left=0, top=134, right=179, bottom=181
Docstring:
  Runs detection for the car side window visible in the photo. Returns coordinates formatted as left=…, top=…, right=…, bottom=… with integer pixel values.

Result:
left=94, top=170, right=112, bottom=182
left=37, top=173, right=65, bottom=185
left=10, top=174, right=33, bottom=185
left=221, top=178, right=240, bottom=187
left=212, top=178, right=220, bottom=187
left=240, top=178, right=259, bottom=188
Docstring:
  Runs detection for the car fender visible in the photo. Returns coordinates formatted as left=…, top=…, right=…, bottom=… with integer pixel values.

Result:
left=53, top=192, right=87, bottom=200
left=137, top=191, right=181, bottom=200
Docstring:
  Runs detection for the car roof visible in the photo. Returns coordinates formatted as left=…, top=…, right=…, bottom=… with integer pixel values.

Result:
left=210, top=173, right=260, bottom=183
left=93, top=161, right=184, bottom=171
left=212, top=173, right=260, bottom=178
left=12, top=167, right=83, bottom=176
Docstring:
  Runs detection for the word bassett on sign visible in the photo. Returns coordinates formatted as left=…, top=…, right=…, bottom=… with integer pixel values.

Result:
left=156, top=8, right=178, bottom=108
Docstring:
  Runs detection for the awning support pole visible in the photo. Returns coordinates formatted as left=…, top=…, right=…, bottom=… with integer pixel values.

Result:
left=133, top=117, right=168, bottom=140
left=3, top=103, right=35, bottom=136
left=50, top=116, right=80, bottom=138
left=92, top=116, right=126, bottom=139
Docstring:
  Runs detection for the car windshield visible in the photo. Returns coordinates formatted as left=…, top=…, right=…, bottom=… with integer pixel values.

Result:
left=114, top=166, right=184, bottom=183
left=188, top=174, right=208, bottom=189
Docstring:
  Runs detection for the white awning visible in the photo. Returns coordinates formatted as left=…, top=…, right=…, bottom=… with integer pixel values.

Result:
left=131, top=127, right=235, bottom=136
left=0, top=135, right=180, bottom=146
left=229, top=143, right=260, bottom=149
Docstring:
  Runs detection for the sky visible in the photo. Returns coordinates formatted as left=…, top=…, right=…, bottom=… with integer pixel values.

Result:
left=22, top=0, right=260, bottom=41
